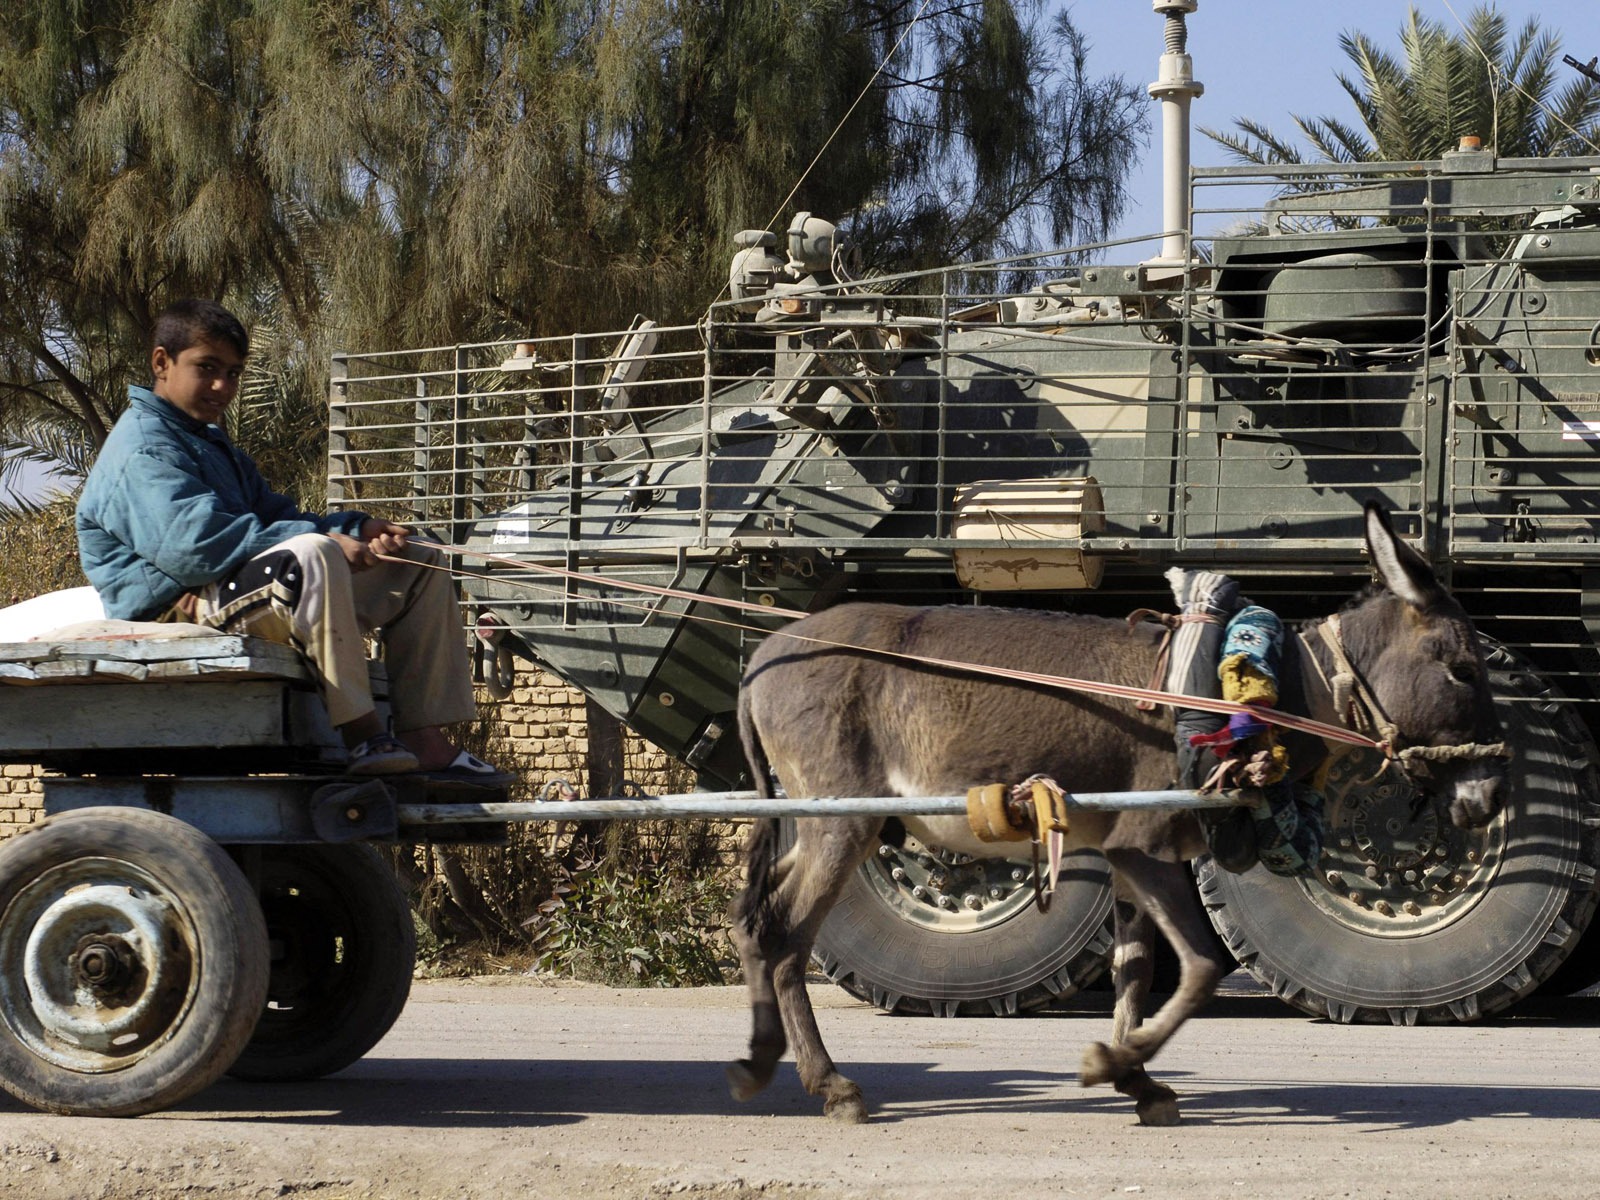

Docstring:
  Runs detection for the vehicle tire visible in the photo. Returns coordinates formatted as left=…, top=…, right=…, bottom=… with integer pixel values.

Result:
left=0, top=807, right=270, bottom=1116
left=227, top=844, right=416, bottom=1081
left=1536, top=908, right=1600, bottom=996
left=785, top=820, right=1116, bottom=1016
left=1196, top=643, right=1600, bottom=1024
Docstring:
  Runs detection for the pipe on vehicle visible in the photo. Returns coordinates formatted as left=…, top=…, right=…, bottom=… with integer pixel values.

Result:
left=1149, top=1, right=1204, bottom=266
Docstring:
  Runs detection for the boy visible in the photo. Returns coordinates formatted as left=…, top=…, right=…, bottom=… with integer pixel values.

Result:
left=76, top=299, right=497, bottom=778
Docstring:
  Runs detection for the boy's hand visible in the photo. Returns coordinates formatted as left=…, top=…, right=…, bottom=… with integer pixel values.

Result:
left=360, top=518, right=412, bottom=557
left=330, top=532, right=378, bottom=572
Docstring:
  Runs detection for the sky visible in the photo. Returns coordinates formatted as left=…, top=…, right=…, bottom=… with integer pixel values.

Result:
left=1063, top=0, right=1599, bottom=245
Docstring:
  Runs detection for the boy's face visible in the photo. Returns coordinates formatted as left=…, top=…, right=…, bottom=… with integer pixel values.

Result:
left=152, top=335, right=244, bottom=426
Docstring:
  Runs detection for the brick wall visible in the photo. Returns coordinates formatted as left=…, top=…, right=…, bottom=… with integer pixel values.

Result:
left=0, top=765, right=42, bottom=834
left=471, top=664, right=683, bottom=795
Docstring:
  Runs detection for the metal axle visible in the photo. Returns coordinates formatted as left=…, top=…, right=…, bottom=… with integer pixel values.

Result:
left=397, top=788, right=1249, bottom=826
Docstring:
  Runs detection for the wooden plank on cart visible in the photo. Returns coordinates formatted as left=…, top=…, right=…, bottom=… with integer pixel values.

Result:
left=0, top=635, right=309, bottom=685
left=0, top=680, right=299, bottom=754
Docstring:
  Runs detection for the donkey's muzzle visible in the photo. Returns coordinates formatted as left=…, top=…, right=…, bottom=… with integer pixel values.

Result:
left=1447, top=764, right=1507, bottom=830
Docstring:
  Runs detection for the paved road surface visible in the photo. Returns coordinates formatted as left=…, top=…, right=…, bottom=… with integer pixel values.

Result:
left=2, top=976, right=1598, bottom=1199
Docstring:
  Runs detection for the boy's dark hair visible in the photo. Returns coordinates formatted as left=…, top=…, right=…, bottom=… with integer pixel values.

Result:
left=152, top=299, right=249, bottom=360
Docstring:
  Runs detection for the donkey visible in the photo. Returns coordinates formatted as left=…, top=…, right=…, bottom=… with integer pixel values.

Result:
left=727, top=504, right=1506, bottom=1125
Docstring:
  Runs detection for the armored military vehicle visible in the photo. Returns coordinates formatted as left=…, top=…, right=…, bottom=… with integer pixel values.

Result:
left=329, top=2, right=1600, bottom=1023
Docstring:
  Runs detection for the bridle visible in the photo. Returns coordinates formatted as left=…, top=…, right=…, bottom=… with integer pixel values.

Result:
left=1311, top=614, right=1512, bottom=787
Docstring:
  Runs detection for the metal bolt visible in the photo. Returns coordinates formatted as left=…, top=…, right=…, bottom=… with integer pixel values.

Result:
left=1326, top=871, right=1344, bottom=888
left=878, top=844, right=894, bottom=858
left=1466, top=850, right=1480, bottom=864
left=346, top=806, right=364, bottom=822
left=1375, top=900, right=1394, bottom=916
left=937, top=894, right=957, bottom=911
left=1403, top=901, right=1422, bottom=916
left=1434, top=845, right=1448, bottom=858
left=911, top=885, right=930, bottom=902
left=1348, top=891, right=1364, bottom=905
left=1451, top=873, right=1466, bottom=887
left=989, top=886, right=1005, bottom=900
left=1011, top=867, right=1026, bottom=881
left=1537, top=235, right=1553, bottom=248
left=964, top=894, right=983, bottom=911
left=1404, top=870, right=1419, bottom=883
left=891, top=867, right=908, bottom=883
left=1339, top=836, right=1353, bottom=849
left=1364, top=864, right=1380, bottom=879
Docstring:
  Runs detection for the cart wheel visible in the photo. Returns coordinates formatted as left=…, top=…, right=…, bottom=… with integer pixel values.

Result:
left=228, top=844, right=415, bottom=1082
left=0, top=807, right=270, bottom=1116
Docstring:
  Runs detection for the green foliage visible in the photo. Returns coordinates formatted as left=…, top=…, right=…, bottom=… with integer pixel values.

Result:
left=1203, top=4, right=1600, bottom=165
left=389, top=701, right=738, bottom=985
left=0, top=495, right=85, bottom=603
left=524, top=853, right=737, bottom=987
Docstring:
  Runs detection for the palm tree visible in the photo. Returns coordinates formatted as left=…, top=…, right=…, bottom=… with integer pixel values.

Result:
left=1203, top=4, right=1600, bottom=165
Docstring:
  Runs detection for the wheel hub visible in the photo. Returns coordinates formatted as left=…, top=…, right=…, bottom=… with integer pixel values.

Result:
left=73, top=935, right=140, bottom=998
left=1303, top=752, right=1503, bottom=938
left=864, top=835, right=1035, bottom=931
left=0, top=863, right=201, bottom=1071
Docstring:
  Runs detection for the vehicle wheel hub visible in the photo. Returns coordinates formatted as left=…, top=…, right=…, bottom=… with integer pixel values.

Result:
left=1303, top=752, right=1503, bottom=938
left=864, top=834, right=1035, bottom=931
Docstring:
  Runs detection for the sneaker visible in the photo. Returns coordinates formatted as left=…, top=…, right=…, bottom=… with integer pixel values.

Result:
left=415, top=749, right=515, bottom=787
left=346, top=734, right=420, bottom=776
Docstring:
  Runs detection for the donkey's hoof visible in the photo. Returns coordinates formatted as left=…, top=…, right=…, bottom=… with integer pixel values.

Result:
left=824, top=1091, right=870, bottom=1124
left=1136, top=1092, right=1181, bottom=1127
left=726, top=1059, right=770, bottom=1102
left=1080, top=1041, right=1121, bottom=1088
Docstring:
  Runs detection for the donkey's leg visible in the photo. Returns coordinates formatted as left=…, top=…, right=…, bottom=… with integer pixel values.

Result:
left=1082, top=851, right=1230, bottom=1126
left=772, top=817, right=882, bottom=1123
left=1100, top=893, right=1175, bottom=1125
left=1110, top=896, right=1155, bottom=1046
left=727, top=843, right=796, bottom=1101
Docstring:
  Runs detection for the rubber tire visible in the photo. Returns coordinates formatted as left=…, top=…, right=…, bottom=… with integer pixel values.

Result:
left=227, top=844, right=416, bottom=1081
left=1537, top=908, right=1600, bottom=996
left=786, top=821, right=1116, bottom=1016
left=0, top=807, right=270, bottom=1116
left=1196, top=644, right=1600, bottom=1024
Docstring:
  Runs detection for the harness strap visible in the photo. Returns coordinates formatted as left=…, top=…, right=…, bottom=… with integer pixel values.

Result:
left=1127, top=609, right=1219, bottom=713
left=1317, top=615, right=1400, bottom=748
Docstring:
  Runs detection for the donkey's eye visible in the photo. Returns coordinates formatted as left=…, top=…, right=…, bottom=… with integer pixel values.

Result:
left=1447, top=661, right=1478, bottom=686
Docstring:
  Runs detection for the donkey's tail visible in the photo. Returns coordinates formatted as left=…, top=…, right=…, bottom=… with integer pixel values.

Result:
left=734, top=690, right=784, bottom=952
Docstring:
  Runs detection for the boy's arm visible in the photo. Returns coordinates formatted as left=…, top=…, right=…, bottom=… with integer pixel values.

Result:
left=115, top=449, right=367, bottom=587
left=240, top=447, right=369, bottom=538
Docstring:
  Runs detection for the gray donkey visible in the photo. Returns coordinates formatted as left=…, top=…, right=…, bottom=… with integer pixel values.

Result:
left=728, top=504, right=1506, bottom=1125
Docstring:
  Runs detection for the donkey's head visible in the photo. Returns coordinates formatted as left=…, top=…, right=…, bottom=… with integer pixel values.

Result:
left=1334, top=504, right=1507, bottom=829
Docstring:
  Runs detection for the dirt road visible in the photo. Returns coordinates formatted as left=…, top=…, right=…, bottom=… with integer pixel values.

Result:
left=2, top=976, right=1598, bottom=1199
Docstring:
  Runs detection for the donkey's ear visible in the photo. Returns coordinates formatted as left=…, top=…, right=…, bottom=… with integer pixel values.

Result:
left=1364, top=503, right=1442, bottom=610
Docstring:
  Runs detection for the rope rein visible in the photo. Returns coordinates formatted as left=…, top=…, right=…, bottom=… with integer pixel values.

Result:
left=379, top=537, right=1490, bottom=761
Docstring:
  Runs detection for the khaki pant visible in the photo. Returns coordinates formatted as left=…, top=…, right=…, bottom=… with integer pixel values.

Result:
left=191, top=533, right=476, bottom=731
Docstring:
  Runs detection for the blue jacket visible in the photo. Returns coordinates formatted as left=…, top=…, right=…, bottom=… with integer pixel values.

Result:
left=76, top=386, right=369, bottom=620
